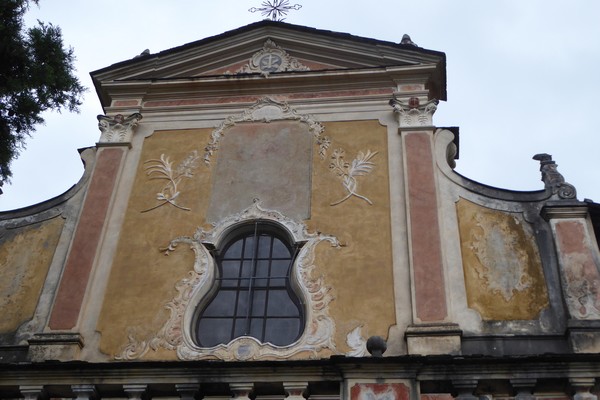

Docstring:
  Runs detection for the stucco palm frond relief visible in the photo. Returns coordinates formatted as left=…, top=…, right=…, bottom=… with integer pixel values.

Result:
left=329, top=149, right=378, bottom=206
left=141, top=150, right=200, bottom=213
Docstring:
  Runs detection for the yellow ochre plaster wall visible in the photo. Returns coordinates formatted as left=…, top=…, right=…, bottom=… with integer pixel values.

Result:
left=456, top=199, right=549, bottom=321
left=97, top=128, right=213, bottom=359
left=0, top=216, right=64, bottom=334
left=97, top=120, right=395, bottom=359
left=308, top=120, right=395, bottom=353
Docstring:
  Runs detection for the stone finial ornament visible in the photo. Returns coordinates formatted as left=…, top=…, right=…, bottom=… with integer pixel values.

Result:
left=533, top=153, right=577, bottom=200
left=97, top=113, right=143, bottom=143
left=366, top=336, right=387, bottom=357
left=389, top=97, right=438, bottom=128
left=400, top=34, right=417, bottom=46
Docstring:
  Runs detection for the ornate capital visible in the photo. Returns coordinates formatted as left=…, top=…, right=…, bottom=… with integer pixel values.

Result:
left=533, top=153, right=577, bottom=200
left=389, top=97, right=438, bottom=128
left=97, top=113, right=142, bottom=144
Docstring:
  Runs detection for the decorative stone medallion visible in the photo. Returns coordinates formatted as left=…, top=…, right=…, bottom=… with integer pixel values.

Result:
left=237, top=39, right=310, bottom=76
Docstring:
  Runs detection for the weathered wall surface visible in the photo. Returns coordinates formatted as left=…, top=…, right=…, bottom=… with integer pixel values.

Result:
left=96, top=119, right=395, bottom=360
left=308, top=120, right=395, bottom=353
left=0, top=216, right=64, bottom=334
left=456, top=199, right=549, bottom=321
left=96, top=128, right=212, bottom=359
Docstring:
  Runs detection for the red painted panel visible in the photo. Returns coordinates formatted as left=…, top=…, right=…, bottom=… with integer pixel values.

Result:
left=49, top=148, right=124, bottom=330
left=404, top=132, right=447, bottom=321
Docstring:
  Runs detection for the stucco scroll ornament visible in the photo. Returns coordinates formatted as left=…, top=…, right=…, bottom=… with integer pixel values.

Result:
left=329, top=148, right=378, bottom=206
left=237, top=39, right=310, bottom=77
left=116, top=200, right=342, bottom=361
left=345, top=325, right=368, bottom=357
left=97, top=113, right=142, bottom=143
left=532, top=153, right=577, bottom=200
left=204, top=97, right=329, bottom=165
left=389, top=97, right=438, bottom=128
left=141, top=150, right=200, bottom=213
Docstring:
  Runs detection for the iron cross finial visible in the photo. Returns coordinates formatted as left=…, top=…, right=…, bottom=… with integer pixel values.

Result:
left=249, top=0, right=302, bottom=21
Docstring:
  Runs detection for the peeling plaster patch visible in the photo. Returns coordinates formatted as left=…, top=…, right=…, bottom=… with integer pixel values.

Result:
left=554, top=220, right=600, bottom=319
left=0, top=217, right=64, bottom=333
left=456, top=199, right=548, bottom=320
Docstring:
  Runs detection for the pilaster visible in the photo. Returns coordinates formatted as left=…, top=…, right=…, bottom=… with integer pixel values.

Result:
left=390, top=96, right=460, bottom=355
left=43, top=114, right=141, bottom=359
left=542, top=202, right=600, bottom=352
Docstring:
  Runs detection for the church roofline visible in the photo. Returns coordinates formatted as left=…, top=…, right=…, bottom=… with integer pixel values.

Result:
left=90, top=20, right=447, bottom=105
left=91, top=20, right=446, bottom=76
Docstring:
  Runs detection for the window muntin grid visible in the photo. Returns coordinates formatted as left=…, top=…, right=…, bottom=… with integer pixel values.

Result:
left=195, top=224, right=304, bottom=347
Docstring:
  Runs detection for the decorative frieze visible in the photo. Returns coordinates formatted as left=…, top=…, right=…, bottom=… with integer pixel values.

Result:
left=97, top=113, right=142, bottom=144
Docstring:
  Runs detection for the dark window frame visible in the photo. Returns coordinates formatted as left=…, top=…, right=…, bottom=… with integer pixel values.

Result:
left=194, top=221, right=305, bottom=347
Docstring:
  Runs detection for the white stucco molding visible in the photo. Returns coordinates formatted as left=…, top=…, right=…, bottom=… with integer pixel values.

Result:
left=116, top=200, right=342, bottom=361
left=203, top=97, right=328, bottom=165
left=389, top=97, right=438, bottom=128
left=97, top=113, right=143, bottom=144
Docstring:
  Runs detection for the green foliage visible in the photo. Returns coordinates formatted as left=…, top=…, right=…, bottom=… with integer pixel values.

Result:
left=0, top=0, right=85, bottom=185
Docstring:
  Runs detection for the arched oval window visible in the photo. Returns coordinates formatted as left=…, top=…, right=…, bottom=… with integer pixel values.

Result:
left=194, top=222, right=304, bottom=347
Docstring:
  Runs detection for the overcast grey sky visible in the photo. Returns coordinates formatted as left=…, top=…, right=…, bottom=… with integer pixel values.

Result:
left=1, top=0, right=599, bottom=211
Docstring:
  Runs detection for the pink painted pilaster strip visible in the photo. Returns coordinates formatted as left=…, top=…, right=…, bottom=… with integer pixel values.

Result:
left=49, top=147, right=125, bottom=330
left=404, top=131, right=448, bottom=321
left=554, top=220, right=600, bottom=318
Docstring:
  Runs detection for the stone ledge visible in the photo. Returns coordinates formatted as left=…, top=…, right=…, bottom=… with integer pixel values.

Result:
left=405, top=323, right=462, bottom=355
left=27, top=332, right=83, bottom=362
left=567, top=320, right=600, bottom=353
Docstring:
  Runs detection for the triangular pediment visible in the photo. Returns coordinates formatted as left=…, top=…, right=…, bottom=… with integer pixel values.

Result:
left=92, top=20, right=445, bottom=83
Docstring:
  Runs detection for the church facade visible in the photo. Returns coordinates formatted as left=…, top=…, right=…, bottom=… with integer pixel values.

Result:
left=1, top=20, right=600, bottom=400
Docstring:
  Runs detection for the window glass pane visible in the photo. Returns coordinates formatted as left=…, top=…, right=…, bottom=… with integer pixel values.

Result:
left=255, top=260, right=270, bottom=278
left=243, top=236, right=256, bottom=258
left=251, top=290, right=266, bottom=316
left=197, top=318, right=233, bottom=347
left=224, top=239, right=243, bottom=259
left=236, top=289, right=249, bottom=317
left=220, top=260, right=241, bottom=287
left=270, top=260, right=289, bottom=277
left=202, top=290, right=236, bottom=317
left=272, top=238, right=290, bottom=258
left=257, top=235, right=272, bottom=258
left=239, top=260, right=253, bottom=287
left=250, top=318, right=264, bottom=340
left=232, top=317, right=248, bottom=339
left=267, top=289, right=301, bottom=317
left=264, top=318, right=300, bottom=346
